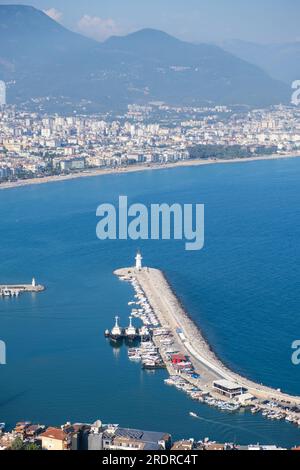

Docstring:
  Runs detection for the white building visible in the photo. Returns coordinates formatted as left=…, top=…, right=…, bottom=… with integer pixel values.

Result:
left=213, top=380, right=245, bottom=399
left=0, top=81, right=6, bottom=106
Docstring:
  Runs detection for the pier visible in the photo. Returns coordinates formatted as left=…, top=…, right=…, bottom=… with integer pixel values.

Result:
left=0, top=278, right=45, bottom=298
left=114, top=261, right=300, bottom=409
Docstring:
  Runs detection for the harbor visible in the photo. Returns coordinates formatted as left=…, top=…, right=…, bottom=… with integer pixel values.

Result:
left=111, top=252, right=300, bottom=427
left=2, top=160, right=300, bottom=448
left=0, top=278, right=45, bottom=298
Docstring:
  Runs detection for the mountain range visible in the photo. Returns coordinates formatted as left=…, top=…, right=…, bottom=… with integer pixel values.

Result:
left=0, top=5, right=290, bottom=110
left=221, top=39, right=300, bottom=85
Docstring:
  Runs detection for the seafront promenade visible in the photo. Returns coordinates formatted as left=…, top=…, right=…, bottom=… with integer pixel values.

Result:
left=1, top=153, right=299, bottom=192
left=115, top=266, right=300, bottom=407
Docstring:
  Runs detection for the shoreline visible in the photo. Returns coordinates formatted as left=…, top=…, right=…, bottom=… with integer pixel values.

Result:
left=1, top=152, right=300, bottom=191
left=115, top=266, right=300, bottom=407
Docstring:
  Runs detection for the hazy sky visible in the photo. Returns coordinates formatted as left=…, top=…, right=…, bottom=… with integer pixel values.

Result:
left=1, top=0, right=299, bottom=43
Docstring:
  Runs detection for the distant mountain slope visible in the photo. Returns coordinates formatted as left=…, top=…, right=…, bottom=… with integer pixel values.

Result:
left=104, top=29, right=289, bottom=106
left=0, top=5, right=290, bottom=109
left=221, top=39, right=300, bottom=85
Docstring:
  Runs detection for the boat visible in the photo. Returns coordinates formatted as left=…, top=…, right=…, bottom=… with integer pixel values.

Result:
left=142, top=360, right=157, bottom=370
left=128, top=354, right=141, bottom=361
left=251, top=406, right=260, bottom=414
left=285, top=415, right=294, bottom=422
left=110, top=316, right=124, bottom=341
left=142, top=360, right=165, bottom=370
left=189, top=412, right=199, bottom=418
left=164, top=378, right=176, bottom=386
left=139, top=325, right=151, bottom=341
left=125, top=316, right=139, bottom=341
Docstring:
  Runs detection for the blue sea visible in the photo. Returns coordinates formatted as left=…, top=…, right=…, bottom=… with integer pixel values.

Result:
left=0, top=158, right=300, bottom=447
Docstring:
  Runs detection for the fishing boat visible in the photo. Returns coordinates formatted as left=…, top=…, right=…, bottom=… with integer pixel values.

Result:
left=125, top=316, right=139, bottom=341
left=109, top=316, right=124, bottom=342
left=142, top=359, right=165, bottom=370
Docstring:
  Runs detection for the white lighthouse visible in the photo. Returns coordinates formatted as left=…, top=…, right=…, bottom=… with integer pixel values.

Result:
left=135, top=251, right=143, bottom=271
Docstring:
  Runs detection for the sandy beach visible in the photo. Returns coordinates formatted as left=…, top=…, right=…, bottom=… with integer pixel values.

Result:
left=1, top=152, right=300, bottom=192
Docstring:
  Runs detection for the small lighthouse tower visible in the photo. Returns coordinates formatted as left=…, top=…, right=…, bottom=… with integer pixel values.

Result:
left=135, top=251, right=143, bottom=271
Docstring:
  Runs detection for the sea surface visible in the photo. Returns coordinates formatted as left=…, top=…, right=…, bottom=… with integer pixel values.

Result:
left=0, top=158, right=300, bottom=447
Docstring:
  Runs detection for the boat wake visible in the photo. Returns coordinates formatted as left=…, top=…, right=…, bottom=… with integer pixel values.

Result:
left=189, top=413, right=266, bottom=440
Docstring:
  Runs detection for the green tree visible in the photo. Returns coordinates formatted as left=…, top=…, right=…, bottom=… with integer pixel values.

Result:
left=24, top=442, right=41, bottom=451
left=11, top=437, right=24, bottom=450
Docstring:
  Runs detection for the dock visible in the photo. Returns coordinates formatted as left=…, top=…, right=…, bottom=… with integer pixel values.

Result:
left=114, top=265, right=300, bottom=408
left=0, top=278, right=45, bottom=297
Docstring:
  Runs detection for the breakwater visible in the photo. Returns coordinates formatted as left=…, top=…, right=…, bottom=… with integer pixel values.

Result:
left=0, top=279, right=45, bottom=297
left=115, top=266, right=300, bottom=408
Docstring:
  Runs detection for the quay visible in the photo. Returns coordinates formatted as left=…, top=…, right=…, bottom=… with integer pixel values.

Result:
left=114, top=253, right=300, bottom=412
left=0, top=278, right=45, bottom=298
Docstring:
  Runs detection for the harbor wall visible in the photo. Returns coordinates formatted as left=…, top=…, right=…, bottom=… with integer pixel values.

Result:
left=115, top=267, right=300, bottom=406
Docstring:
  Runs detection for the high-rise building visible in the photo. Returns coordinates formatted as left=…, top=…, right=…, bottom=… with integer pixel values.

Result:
left=0, top=81, right=6, bottom=106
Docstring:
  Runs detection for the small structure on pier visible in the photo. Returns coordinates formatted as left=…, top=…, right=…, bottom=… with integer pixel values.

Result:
left=135, top=251, right=143, bottom=271
left=213, top=380, right=246, bottom=399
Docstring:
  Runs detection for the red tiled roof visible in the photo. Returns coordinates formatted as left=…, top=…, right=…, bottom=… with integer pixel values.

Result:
left=40, top=427, right=66, bottom=441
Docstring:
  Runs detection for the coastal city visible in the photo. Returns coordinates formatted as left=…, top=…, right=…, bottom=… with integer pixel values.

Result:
left=0, top=98, right=300, bottom=183
left=0, top=419, right=298, bottom=451
left=1, top=1, right=300, bottom=459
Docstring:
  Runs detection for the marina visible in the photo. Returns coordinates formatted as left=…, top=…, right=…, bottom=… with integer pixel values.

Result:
left=112, top=252, right=300, bottom=426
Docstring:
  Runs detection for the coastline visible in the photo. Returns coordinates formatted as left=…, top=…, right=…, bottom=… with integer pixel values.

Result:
left=1, top=152, right=300, bottom=191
